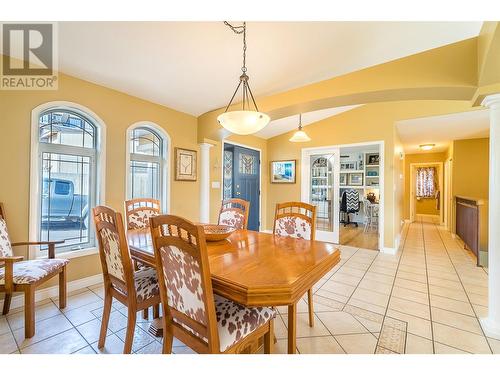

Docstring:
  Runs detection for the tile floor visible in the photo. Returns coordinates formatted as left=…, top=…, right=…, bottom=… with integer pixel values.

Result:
left=1, top=217, right=498, bottom=354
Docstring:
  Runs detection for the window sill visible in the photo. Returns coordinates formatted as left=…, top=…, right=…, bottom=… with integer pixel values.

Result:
left=36, top=247, right=99, bottom=260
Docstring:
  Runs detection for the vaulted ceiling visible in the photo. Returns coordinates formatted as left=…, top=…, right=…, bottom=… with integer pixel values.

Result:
left=55, top=22, right=482, bottom=116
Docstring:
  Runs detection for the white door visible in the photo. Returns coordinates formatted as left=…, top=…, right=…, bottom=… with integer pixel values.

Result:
left=301, top=147, right=340, bottom=243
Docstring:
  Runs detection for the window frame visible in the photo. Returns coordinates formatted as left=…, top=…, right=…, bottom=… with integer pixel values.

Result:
left=30, top=102, right=106, bottom=259
left=125, top=122, right=170, bottom=214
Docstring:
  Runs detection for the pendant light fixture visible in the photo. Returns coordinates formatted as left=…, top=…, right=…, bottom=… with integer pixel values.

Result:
left=289, top=114, right=311, bottom=142
left=217, top=22, right=270, bottom=135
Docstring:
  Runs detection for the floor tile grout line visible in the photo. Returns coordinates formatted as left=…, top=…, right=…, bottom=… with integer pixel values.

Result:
left=312, top=247, right=361, bottom=293
left=4, top=309, right=20, bottom=353
left=312, top=313, right=361, bottom=353
left=432, top=221, right=494, bottom=354
left=419, top=219, right=436, bottom=354
left=18, top=297, right=89, bottom=353
left=374, top=220, right=410, bottom=354
left=343, top=251, right=382, bottom=309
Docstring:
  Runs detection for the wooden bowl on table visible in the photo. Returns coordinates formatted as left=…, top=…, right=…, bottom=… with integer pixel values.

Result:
left=202, top=224, right=236, bottom=241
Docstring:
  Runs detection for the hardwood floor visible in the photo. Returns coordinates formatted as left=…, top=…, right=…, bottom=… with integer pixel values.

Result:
left=339, top=224, right=378, bottom=250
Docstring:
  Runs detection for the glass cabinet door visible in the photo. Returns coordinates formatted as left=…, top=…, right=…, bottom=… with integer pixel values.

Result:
left=310, top=154, right=335, bottom=232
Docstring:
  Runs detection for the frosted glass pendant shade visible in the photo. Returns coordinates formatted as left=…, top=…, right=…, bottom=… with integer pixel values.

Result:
left=289, top=129, right=311, bottom=142
left=217, top=110, right=270, bottom=135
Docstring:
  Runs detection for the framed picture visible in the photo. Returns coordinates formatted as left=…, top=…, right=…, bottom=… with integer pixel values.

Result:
left=340, top=161, right=357, bottom=171
left=348, top=172, right=363, bottom=186
left=367, top=154, right=380, bottom=165
left=340, top=173, right=347, bottom=186
left=175, top=147, right=197, bottom=181
left=271, top=160, right=296, bottom=183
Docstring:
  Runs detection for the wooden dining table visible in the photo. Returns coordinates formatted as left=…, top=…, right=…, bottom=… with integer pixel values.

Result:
left=127, top=228, right=340, bottom=354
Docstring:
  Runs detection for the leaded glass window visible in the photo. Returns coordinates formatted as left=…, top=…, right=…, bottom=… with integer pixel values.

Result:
left=223, top=150, right=233, bottom=199
left=128, top=127, right=164, bottom=201
left=38, top=109, right=97, bottom=252
left=239, top=153, right=257, bottom=175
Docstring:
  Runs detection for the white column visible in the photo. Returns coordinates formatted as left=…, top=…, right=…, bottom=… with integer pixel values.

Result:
left=199, top=143, right=213, bottom=224
left=481, top=93, right=500, bottom=339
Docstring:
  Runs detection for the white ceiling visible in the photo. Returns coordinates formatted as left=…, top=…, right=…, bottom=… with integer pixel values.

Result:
left=255, top=105, right=361, bottom=139
left=48, top=22, right=482, bottom=115
left=396, top=110, right=490, bottom=154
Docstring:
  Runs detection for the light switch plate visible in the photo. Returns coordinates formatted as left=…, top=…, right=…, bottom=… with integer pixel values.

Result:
left=211, top=181, right=221, bottom=189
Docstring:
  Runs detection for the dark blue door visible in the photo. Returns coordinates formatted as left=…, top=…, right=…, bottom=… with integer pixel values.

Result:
left=232, top=145, right=260, bottom=231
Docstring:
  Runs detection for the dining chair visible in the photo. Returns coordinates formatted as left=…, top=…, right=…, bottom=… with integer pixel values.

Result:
left=273, top=201, right=317, bottom=327
left=217, top=198, right=250, bottom=230
left=0, top=202, right=68, bottom=338
left=93, top=206, right=161, bottom=354
left=150, top=214, right=275, bottom=354
left=124, top=198, right=161, bottom=230
left=124, top=198, right=161, bottom=319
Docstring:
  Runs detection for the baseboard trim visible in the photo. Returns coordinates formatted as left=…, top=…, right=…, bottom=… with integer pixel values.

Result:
left=1, top=273, right=103, bottom=310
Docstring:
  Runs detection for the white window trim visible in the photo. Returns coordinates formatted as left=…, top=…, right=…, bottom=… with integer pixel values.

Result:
left=29, top=101, right=106, bottom=259
left=125, top=122, right=171, bottom=214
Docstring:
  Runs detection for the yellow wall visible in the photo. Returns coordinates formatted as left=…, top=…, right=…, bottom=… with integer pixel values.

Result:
left=0, top=71, right=199, bottom=287
left=403, top=152, right=447, bottom=219
left=265, top=101, right=471, bottom=249
left=452, top=138, right=490, bottom=200
left=416, top=198, right=440, bottom=215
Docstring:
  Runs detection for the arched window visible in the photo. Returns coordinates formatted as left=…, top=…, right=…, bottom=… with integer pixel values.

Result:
left=127, top=125, right=168, bottom=209
left=36, top=109, right=99, bottom=252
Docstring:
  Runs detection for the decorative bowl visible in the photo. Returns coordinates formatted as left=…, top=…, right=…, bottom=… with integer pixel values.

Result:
left=203, top=224, right=236, bottom=241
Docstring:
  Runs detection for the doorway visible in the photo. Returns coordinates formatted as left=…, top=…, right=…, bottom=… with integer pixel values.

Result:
left=222, top=142, right=261, bottom=231
left=302, top=142, right=384, bottom=250
left=409, top=162, right=444, bottom=224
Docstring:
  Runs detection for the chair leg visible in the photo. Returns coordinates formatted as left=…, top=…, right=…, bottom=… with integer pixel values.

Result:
left=59, top=266, right=67, bottom=309
left=24, top=287, right=35, bottom=338
left=153, top=304, right=160, bottom=319
left=98, top=289, right=112, bottom=348
left=162, top=323, right=173, bottom=354
left=142, top=308, right=149, bottom=320
left=264, top=319, right=274, bottom=354
left=2, top=292, right=12, bottom=315
left=123, top=306, right=136, bottom=354
left=307, top=289, right=314, bottom=327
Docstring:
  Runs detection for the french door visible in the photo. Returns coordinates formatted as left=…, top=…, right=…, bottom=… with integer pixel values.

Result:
left=301, top=147, right=340, bottom=243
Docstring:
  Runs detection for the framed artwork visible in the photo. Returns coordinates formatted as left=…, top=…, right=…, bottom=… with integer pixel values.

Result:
left=367, top=154, right=380, bottom=165
left=340, top=173, right=347, bottom=186
left=271, top=160, right=296, bottom=183
left=348, top=172, right=363, bottom=186
left=175, top=147, right=197, bottom=181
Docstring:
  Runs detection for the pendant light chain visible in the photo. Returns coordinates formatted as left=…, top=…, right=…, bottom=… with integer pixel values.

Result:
left=223, top=21, right=247, bottom=73
left=222, top=21, right=260, bottom=112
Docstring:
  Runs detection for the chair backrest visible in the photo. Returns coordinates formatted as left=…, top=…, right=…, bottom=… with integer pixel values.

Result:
left=217, top=198, right=249, bottom=230
left=93, top=206, right=135, bottom=297
left=124, top=198, right=161, bottom=230
left=150, top=214, right=219, bottom=352
left=342, top=190, right=360, bottom=213
left=273, top=201, right=316, bottom=241
left=0, top=203, right=13, bottom=259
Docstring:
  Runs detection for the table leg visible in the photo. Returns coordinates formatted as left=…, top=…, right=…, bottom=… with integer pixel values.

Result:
left=287, top=303, right=297, bottom=354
